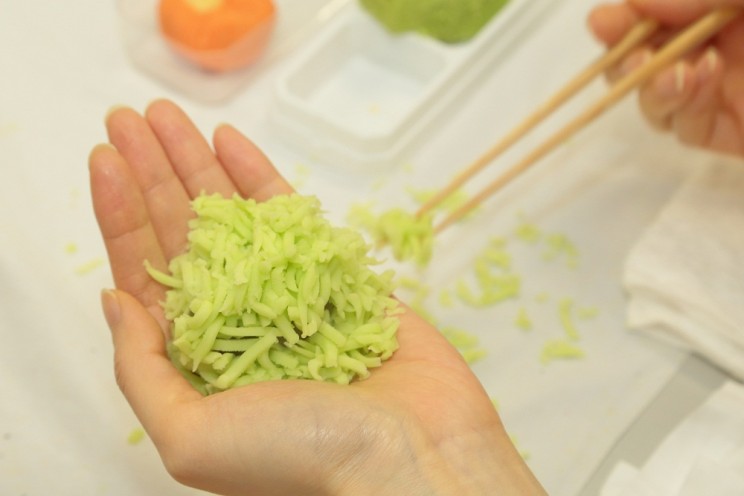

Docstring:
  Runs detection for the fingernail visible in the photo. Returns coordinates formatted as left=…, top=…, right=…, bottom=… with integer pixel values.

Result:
left=697, top=48, right=719, bottom=84
left=101, top=289, right=121, bottom=330
left=657, top=62, right=687, bottom=98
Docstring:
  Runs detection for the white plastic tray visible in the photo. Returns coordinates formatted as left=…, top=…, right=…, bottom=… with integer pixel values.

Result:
left=116, top=0, right=353, bottom=103
left=269, top=0, right=554, bottom=172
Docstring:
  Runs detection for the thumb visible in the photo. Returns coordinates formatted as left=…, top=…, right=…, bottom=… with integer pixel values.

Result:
left=101, top=289, right=200, bottom=433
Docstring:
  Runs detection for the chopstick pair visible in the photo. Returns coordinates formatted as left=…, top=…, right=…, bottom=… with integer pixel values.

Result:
left=419, top=7, right=741, bottom=234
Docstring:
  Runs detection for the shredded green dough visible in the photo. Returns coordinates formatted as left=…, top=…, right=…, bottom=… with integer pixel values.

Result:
left=147, top=193, right=401, bottom=394
left=348, top=205, right=434, bottom=266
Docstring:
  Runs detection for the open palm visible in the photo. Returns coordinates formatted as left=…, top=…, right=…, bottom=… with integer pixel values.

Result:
left=90, top=100, right=543, bottom=496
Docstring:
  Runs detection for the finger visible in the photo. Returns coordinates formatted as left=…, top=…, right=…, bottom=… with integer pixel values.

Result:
left=213, top=124, right=294, bottom=201
left=89, top=143, right=168, bottom=326
left=672, top=49, right=724, bottom=146
left=101, top=289, right=201, bottom=442
left=145, top=99, right=238, bottom=199
left=638, top=61, right=697, bottom=130
left=105, top=106, right=193, bottom=260
left=631, top=0, right=744, bottom=25
left=588, top=3, right=642, bottom=45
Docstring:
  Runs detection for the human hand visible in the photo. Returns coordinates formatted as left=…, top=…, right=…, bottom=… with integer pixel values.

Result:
left=89, top=99, right=545, bottom=496
left=588, top=0, right=744, bottom=157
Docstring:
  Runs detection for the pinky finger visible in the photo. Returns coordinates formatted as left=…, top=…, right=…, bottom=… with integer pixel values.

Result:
left=638, top=61, right=696, bottom=130
left=672, top=49, right=724, bottom=147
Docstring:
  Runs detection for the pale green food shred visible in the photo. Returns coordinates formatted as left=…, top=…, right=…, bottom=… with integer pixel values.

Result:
left=147, top=193, right=401, bottom=394
left=514, top=220, right=542, bottom=244
left=441, top=327, right=486, bottom=365
left=74, top=258, right=105, bottom=275
left=455, top=237, right=519, bottom=307
left=509, top=434, right=531, bottom=460
left=542, top=233, right=579, bottom=269
left=558, top=298, right=580, bottom=341
left=127, top=427, right=146, bottom=446
left=439, top=289, right=454, bottom=308
left=540, top=340, right=585, bottom=364
left=515, top=307, right=532, bottom=331
left=348, top=205, right=435, bottom=267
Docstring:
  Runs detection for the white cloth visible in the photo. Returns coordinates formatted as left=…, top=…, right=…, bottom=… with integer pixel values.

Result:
left=600, top=380, right=744, bottom=496
left=624, top=158, right=744, bottom=380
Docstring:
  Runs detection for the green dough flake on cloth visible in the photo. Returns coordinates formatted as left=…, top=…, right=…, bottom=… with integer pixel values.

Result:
left=147, top=193, right=401, bottom=394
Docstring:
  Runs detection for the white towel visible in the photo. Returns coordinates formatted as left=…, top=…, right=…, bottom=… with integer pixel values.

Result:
left=623, top=157, right=744, bottom=380
left=600, top=380, right=744, bottom=496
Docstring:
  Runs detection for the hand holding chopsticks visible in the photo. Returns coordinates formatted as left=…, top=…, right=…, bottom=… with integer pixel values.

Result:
left=421, top=6, right=741, bottom=235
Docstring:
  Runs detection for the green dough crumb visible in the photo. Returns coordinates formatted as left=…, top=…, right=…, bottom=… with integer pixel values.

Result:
left=127, top=427, right=146, bottom=445
left=441, top=327, right=486, bottom=364
left=64, top=243, right=78, bottom=255
left=540, top=340, right=585, bottom=364
left=455, top=238, right=520, bottom=308
left=360, top=0, right=511, bottom=43
left=74, top=258, right=105, bottom=275
left=439, top=289, right=453, bottom=308
left=514, top=221, right=542, bottom=244
left=542, top=233, right=579, bottom=268
left=482, top=237, right=511, bottom=270
left=515, top=307, right=532, bottom=331
left=147, top=193, right=401, bottom=394
left=348, top=205, right=435, bottom=267
left=509, top=434, right=531, bottom=460
left=455, top=275, right=519, bottom=307
left=558, top=298, right=580, bottom=341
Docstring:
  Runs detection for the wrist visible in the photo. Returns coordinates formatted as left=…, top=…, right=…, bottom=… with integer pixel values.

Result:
left=329, top=417, right=545, bottom=496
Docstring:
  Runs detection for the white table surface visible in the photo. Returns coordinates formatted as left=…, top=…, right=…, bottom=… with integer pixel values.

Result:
left=0, top=1, right=732, bottom=495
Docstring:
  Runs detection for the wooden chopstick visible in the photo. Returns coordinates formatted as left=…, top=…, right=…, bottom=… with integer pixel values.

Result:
left=431, top=6, right=740, bottom=235
left=416, top=17, right=660, bottom=218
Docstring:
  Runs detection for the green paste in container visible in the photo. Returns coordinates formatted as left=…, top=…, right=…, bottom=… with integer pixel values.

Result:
left=359, top=0, right=511, bottom=43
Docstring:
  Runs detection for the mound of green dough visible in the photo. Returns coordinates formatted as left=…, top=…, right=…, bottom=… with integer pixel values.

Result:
left=359, top=0, right=510, bottom=43
left=147, top=193, right=401, bottom=394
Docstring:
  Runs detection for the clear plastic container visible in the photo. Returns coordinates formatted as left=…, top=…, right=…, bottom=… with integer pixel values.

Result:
left=268, top=0, right=553, bottom=172
left=116, top=0, right=353, bottom=103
